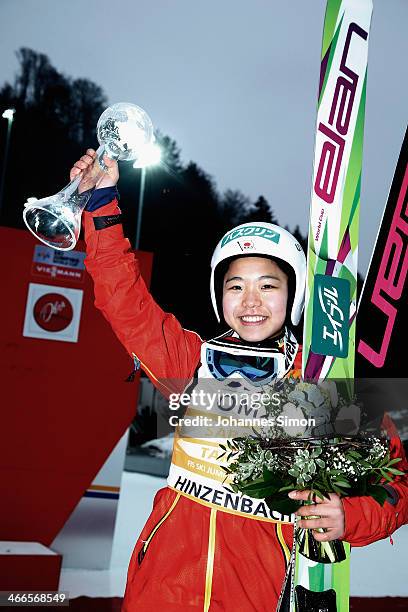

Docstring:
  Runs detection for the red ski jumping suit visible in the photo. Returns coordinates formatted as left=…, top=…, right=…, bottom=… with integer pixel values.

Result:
left=84, top=200, right=408, bottom=612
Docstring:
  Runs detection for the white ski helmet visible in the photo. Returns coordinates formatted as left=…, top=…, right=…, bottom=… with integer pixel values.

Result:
left=210, top=222, right=306, bottom=326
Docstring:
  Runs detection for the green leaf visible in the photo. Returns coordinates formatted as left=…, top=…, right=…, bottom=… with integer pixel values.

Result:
left=387, top=468, right=405, bottom=476
left=348, top=451, right=362, bottom=459
left=246, top=486, right=278, bottom=499
left=265, top=495, right=300, bottom=515
left=262, top=468, right=283, bottom=485
left=367, top=484, right=388, bottom=507
left=313, top=490, right=326, bottom=501
left=387, top=458, right=402, bottom=466
left=379, top=469, right=393, bottom=483
left=278, top=484, right=296, bottom=493
left=238, top=477, right=280, bottom=498
left=333, top=480, right=351, bottom=488
left=331, top=484, right=343, bottom=496
left=239, top=476, right=265, bottom=487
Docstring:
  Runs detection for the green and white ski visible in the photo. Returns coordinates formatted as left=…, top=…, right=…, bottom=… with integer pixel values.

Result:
left=293, top=1, right=373, bottom=610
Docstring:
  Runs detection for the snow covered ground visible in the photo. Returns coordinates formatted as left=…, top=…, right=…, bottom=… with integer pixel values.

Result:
left=59, top=470, right=408, bottom=598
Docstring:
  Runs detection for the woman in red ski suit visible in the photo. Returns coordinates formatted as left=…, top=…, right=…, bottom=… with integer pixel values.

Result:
left=83, top=197, right=296, bottom=610
left=75, top=151, right=408, bottom=611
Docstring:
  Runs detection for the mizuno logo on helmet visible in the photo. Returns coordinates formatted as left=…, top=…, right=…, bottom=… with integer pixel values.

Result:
left=221, top=226, right=281, bottom=247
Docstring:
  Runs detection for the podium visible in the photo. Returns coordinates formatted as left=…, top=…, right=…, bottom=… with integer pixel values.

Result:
left=0, top=542, right=62, bottom=590
left=0, top=227, right=153, bottom=589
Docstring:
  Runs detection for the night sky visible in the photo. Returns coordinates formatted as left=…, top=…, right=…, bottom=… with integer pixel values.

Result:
left=0, top=0, right=407, bottom=272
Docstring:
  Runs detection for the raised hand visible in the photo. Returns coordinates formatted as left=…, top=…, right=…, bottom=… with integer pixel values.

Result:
left=69, top=148, right=119, bottom=192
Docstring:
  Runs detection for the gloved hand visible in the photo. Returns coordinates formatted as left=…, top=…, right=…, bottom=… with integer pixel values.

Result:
left=69, top=148, right=120, bottom=211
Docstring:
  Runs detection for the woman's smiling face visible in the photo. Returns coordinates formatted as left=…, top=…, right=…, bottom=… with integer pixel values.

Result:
left=222, top=256, right=288, bottom=342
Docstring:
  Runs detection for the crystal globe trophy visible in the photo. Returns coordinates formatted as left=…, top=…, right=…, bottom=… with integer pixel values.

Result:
left=23, top=102, right=154, bottom=251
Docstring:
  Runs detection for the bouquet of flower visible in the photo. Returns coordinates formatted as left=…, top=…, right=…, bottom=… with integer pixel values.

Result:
left=219, top=379, right=404, bottom=563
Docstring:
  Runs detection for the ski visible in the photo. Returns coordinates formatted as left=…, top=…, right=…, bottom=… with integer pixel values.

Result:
left=293, top=1, right=373, bottom=610
left=355, top=127, right=408, bottom=378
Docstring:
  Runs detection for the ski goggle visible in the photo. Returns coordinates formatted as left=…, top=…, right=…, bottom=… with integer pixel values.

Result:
left=206, top=347, right=281, bottom=386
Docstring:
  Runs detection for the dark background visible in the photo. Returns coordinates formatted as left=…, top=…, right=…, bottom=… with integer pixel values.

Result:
left=0, top=48, right=308, bottom=340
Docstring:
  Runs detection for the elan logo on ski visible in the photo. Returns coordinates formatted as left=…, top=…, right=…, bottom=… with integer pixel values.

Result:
left=314, top=22, right=368, bottom=206
left=221, top=226, right=280, bottom=247
left=311, top=275, right=349, bottom=358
